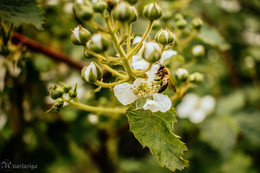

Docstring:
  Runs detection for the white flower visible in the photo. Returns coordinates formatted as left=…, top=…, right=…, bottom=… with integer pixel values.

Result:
left=113, top=77, right=172, bottom=112
left=176, top=94, right=216, bottom=124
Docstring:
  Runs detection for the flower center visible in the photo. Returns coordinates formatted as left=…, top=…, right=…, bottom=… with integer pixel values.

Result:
left=132, top=80, right=160, bottom=98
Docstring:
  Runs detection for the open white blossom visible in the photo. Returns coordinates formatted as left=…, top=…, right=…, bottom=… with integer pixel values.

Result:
left=131, top=37, right=177, bottom=70
left=176, top=94, right=216, bottom=124
left=113, top=76, right=172, bottom=112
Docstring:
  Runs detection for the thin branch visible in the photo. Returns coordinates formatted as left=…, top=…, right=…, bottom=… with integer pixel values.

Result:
left=11, top=32, right=84, bottom=70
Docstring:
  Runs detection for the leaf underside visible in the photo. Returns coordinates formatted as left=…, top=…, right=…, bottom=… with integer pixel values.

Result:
left=0, top=0, right=44, bottom=29
left=126, top=107, right=189, bottom=172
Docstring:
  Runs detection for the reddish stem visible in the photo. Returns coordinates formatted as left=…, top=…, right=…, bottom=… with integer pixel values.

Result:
left=11, top=32, right=84, bottom=70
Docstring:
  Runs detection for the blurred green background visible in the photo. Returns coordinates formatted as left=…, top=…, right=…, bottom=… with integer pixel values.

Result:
left=0, top=0, right=260, bottom=172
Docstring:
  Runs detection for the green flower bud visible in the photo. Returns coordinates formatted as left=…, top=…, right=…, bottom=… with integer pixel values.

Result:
left=143, top=2, right=162, bottom=21
left=174, top=13, right=183, bottom=21
left=191, top=17, right=203, bottom=30
left=129, top=6, right=138, bottom=23
left=88, top=33, right=110, bottom=53
left=54, top=98, right=64, bottom=109
left=69, top=89, right=77, bottom=98
left=189, top=72, right=204, bottom=84
left=50, top=85, right=64, bottom=100
left=176, top=18, right=187, bottom=29
left=73, top=0, right=94, bottom=21
left=125, top=0, right=138, bottom=5
left=81, top=62, right=103, bottom=83
left=113, top=2, right=132, bottom=22
left=63, top=84, right=72, bottom=93
left=192, top=45, right=205, bottom=58
left=93, top=0, right=107, bottom=13
left=162, top=11, right=172, bottom=22
left=155, top=28, right=175, bottom=45
left=71, top=25, right=91, bottom=46
left=142, top=42, right=161, bottom=63
left=176, top=68, right=189, bottom=82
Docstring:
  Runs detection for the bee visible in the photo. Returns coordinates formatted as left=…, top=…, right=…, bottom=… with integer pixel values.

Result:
left=155, top=65, right=177, bottom=93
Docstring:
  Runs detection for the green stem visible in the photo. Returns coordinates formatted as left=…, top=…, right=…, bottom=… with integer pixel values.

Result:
left=104, top=14, right=134, bottom=80
left=95, top=78, right=129, bottom=88
left=101, top=63, right=127, bottom=79
left=127, top=24, right=132, bottom=53
left=127, top=20, right=153, bottom=59
left=179, top=30, right=197, bottom=52
left=66, top=100, right=127, bottom=114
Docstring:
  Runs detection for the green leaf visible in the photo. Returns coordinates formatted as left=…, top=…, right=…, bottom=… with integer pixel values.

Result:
left=196, top=24, right=230, bottom=51
left=0, top=0, right=44, bottom=29
left=126, top=107, right=189, bottom=171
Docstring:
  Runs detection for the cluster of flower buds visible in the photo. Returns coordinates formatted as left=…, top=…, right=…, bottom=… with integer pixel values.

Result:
left=189, top=72, right=204, bottom=84
left=174, top=14, right=203, bottom=31
left=49, top=84, right=77, bottom=112
left=81, top=62, right=103, bottom=83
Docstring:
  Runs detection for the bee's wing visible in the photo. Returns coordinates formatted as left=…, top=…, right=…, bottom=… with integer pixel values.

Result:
left=168, top=76, right=177, bottom=93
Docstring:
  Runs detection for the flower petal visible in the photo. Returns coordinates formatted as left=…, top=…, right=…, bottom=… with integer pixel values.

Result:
left=160, top=50, right=177, bottom=64
left=145, top=64, right=159, bottom=81
left=132, top=54, right=150, bottom=70
left=132, top=36, right=142, bottom=45
left=143, top=93, right=171, bottom=112
left=113, top=83, right=138, bottom=105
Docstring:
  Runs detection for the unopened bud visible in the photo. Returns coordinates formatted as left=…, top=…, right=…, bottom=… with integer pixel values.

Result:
left=54, top=98, right=64, bottom=109
left=143, top=42, right=161, bottom=63
left=155, top=28, right=175, bottom=45
left=191, top=17, right=203, bottom=30
left=71, top=25, right=91, bottom=45
left=69, top=89, right=77, bottom=98
left=129, top=6, right=138, bottom=23
left=93, top=0, right=107, bottom=13
left=162, top=11, right=172, bottom=22
left=176, top=68, right=189, bottom=81
left=176, top=18, right=187, bottom=29
left=81, top=62, right=103, bottom=83
left=73, top=1, right=94, bottom=21
left=143, top=2, right=162, bottom=21
left=174, top=13, right=184, bottom=21
left=88, top=33, right=110, bottom=53
left=192, top=45, right=205, bottom=58
left=189, top=72, right=204, bottom=84
left=50, top=85, right=64, bottom=100
left=63, top=84, right=72, bottom=93
left=113, top=2, right=133, bottom=22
